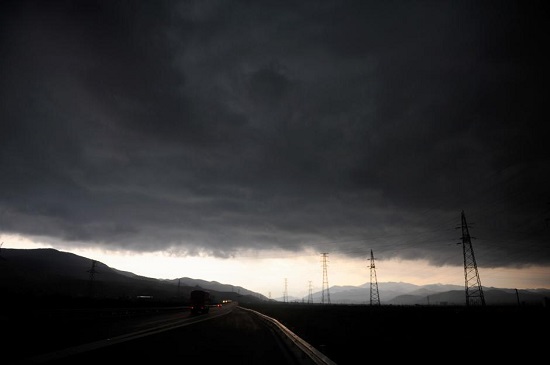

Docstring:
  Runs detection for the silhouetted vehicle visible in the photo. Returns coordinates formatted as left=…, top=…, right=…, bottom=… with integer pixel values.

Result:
left=190, top=289, right=210, bottom=315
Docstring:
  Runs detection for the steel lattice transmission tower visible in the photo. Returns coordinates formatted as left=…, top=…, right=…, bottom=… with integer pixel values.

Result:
left=87, top=259, right=98, bottom=298
left=321, top=253, right=331, bottom=304
left=283, top=278, right=288, bottom=303
left=307, top=280, right=313, bottom=304
left=369, top=249, right=381, bottom=305
left=458, top=210, right=486, bottom=306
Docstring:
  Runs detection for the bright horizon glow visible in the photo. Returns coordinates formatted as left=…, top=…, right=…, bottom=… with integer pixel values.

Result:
left=3, top=233, right=550, bottom=299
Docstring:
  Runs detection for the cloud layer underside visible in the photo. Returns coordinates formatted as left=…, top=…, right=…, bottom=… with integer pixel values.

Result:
left=1, top=0, right=549, bottom=267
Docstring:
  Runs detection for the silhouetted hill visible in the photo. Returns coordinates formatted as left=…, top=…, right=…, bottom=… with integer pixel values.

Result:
left=0, top=248, right=266, bottom=307
left=163, top=277, right=261, bottom=298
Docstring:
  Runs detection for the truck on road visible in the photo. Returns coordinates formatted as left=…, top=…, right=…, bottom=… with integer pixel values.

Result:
left=190, top=289, right=210, bottom=315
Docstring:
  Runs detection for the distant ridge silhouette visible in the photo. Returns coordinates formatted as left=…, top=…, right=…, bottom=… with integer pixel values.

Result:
left=2, top=248, right=548, bottom=306
left=0, top=248, right=266, bottom=305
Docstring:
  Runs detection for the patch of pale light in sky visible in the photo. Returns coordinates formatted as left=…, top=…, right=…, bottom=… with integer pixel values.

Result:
left=3, top=234, right=549, bottom=299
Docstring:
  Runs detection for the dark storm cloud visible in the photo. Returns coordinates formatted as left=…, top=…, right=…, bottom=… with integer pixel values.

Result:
left=1, top=0, right=549, bottom=268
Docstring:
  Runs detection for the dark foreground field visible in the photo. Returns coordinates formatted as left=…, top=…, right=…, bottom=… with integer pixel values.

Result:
left=3, top=299, right=548, bottom=364
left=240, top=302, right=549, bottom=364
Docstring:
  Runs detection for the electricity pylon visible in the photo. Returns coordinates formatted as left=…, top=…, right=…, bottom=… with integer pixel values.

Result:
left=87, top=259, right=98, bottom=298
left=283, top=278, right=288, bottom=303
left=369, top=249, right=381, bottom=305
left=457, top=210, right=486, bottom=306
left=307, top=280, right=313, bottom=304
left=321, top=253, right=331, bottom=304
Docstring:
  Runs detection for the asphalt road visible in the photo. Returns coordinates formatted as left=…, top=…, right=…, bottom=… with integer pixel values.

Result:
left=8, top=303, right=306, bottom=365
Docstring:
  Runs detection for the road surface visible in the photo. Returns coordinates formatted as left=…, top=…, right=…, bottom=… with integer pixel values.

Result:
left=8, top=303, right=320, bottom=365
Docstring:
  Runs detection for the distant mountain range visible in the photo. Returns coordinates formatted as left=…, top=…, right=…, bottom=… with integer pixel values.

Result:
left=0, top=248, right=266, bottom=305
left=283, top=281, right=550, bottom=306
left=1, top=248, right=549, bottom=306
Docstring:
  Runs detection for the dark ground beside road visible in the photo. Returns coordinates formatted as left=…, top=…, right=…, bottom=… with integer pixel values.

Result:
left=239, top=302, right=549, bottom=364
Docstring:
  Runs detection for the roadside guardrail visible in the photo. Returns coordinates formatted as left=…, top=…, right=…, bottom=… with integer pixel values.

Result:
left=239, top=306, right=338, bottom=365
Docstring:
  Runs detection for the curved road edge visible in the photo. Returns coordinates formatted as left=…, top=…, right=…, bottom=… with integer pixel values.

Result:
left=239, top=306, right=338, bottom=365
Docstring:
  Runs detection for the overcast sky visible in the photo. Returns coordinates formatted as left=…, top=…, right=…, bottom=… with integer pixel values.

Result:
left=1, top=0, right=549, bottom=287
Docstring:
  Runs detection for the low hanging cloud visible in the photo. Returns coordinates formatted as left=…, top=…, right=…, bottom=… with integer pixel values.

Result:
left=1, top=0, right=549, bottom=268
